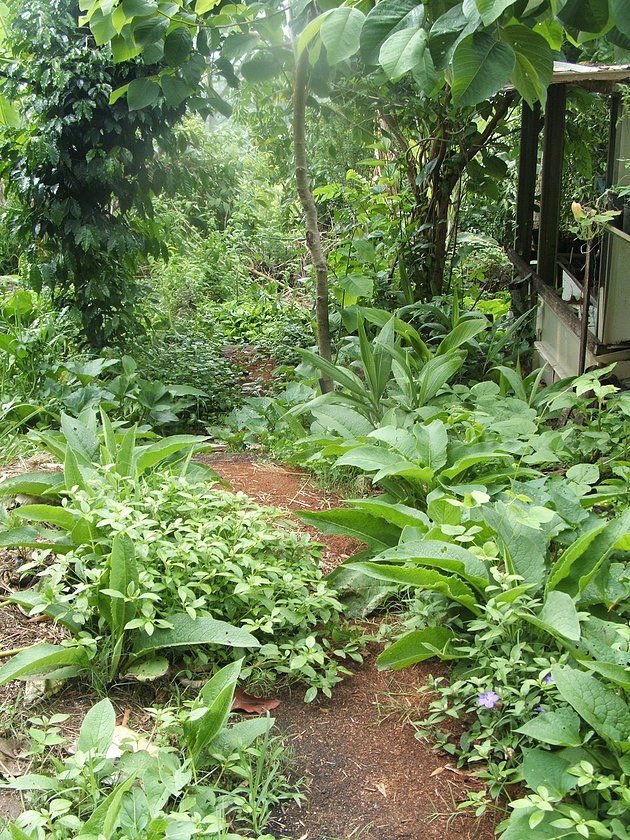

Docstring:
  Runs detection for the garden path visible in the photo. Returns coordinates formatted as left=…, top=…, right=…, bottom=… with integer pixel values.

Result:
left=207, top=454, right=500, bottom=840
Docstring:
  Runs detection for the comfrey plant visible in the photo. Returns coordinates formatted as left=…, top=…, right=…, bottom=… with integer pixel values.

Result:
left=301, top=435, right=629, bottom=837
left=0, top=660, right=297, bottom=839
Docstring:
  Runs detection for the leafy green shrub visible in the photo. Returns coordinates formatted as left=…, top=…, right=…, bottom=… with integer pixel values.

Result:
left=0, top=411, right=359, bottom=697
left=135, top=330, right=240, bottom=424
left=213, top=289, right=313, bottom=367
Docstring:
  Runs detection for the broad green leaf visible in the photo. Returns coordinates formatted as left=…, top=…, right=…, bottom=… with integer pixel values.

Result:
left=349, top=561, right=481, bottom=613
left=558, top=0, right=610, bottom=33
left=1, top=774, right=61, bottom=791
left=60, top=412, right=99, bottom=464
left=195, top=0, right=222, bottom=12
left=435, top=318, right=486, bottom=355
left=0, top=643, right=88, bottom=686
left=379, top=27, right=427, bottom=81
left=77, top=774, right=137, bottom=839
left=441, top=444, right=512, bottom=480
left=518, top=747, right=582, bottom=798
left=77, top=698, right=116, bottom=755
left=127, top=77, right=160, bottom=111
left=612, top=0, right=630, bottom=36
left=336, top=272, right=374, bottom=301
left=105, top=533, right=138, bottom=637
left=501, top=24, right=553, bottom=108
left=375, top=538, right=490, bottom=589
left=185, top=659, right=242, bottom=763
left=515, top=707, right=583, bottom=747
left=164, top=27, right=193, bottom=66
left=368, top=427, right=418, bottom=460
left=130, top=614, right=259, bottom=663
left=580, top=660, right=630, bottom=691
left=115, top=425, right=137, bottom=477
left=360, top=0, right=424, bottom=65
left=482, top=501, right=548, bottom=591
left=336, top=444, right=432, bottom=484
left=299, top=349, right=366, bottom=398
left=451, top=32, right=515, bottom=106
left=343, top=498, right=430, bottom=530
left=548, top=509, right=630, bottom=597
left=536, top=590, right=581, bottom=642
left=413, top=420, right=448, bottom=470
left=161, top=75, right=190, bottom=107
left=416, top=353, right=464, bottom=405
left=125, top=656, right=169, bottom=682
left=122, top=0, right=158, bottom=15
left=552, top=665, right=630, bottom=747
left=134, top=435, right=207, bottom=475
left=545, top=519, right=607, bottom=594
left=297, top=508, right=401, bottom=551
left=297, top=11, right=332, bottom=56
left=12, top=504, right=81, bottom=532
left=91, top=9, right=116, bottom=45
left=377, top=625, right=456, bottom=670
left=428, top=4, right=479, bottom=70
left=0, top=95, right=19, bottom=127
left=474, top=0, right=514, bottom=26
left=212, top=717, right=274, bottom=753
left=321, top=7, right=365, bottom=64
left=310, top=404, right=374, bottom=438
left=64, top=446, right=87, bottom=492
left=0, top=471, right=64, bottom=498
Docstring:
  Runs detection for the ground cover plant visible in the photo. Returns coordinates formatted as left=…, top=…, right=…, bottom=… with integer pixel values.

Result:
left=0, top=0, right=628, bottom=837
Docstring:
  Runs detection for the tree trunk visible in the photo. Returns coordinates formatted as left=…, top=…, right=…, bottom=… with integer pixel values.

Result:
left=293, top=51, right=332, bottom=391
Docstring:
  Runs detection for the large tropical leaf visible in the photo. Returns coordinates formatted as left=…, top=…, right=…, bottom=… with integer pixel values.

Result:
left=320, top=7, right=365, bottom=64
left=360, top=0, right=424, bottom=65
left=451, top=32, right=515, bottom=106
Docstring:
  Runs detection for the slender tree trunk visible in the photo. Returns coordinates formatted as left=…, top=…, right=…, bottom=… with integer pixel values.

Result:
left=293, top=51, right=332, bottom=391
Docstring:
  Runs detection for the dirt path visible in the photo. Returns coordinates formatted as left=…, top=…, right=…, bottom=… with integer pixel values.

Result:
left=209, top=455, right=499, bottom=840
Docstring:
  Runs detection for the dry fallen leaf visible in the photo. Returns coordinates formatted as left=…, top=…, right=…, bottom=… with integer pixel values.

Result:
left=231, top=687, right=280, bottom=714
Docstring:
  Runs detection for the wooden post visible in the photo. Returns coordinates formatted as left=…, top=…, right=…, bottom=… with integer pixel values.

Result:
left=578, top=244, right=592, bottom=375
left=537, top=85, right=567, bottom=284
left=514, top=102, right=541, bottom=263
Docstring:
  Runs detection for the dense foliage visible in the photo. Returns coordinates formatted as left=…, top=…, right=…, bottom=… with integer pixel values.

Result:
left=0, top=1, right=627, bottom=838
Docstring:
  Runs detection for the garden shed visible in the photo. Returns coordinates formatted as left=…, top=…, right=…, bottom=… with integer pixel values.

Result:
left=509, top=62, right=630, bottom=382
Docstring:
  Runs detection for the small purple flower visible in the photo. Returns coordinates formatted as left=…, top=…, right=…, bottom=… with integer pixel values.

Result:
left=477, top=690, right=500, bottom=709
left=543, top=673, right=554, bottom=685
left=534, top=706, right=545, bottom=714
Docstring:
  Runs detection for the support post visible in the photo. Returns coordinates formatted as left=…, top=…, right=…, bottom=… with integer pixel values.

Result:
left=537, top=85, right=567, bottom=284
left=514, top=101, right=541, bottom=263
